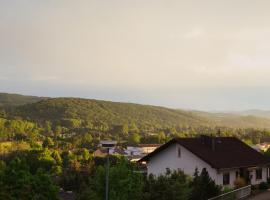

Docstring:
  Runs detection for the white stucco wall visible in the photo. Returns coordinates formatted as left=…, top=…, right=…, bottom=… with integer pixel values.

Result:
left=148, top=143, right=225, bottom=185
left=250, top=167, right=268, bottom=185
left=147, top=143, right=264, bottom=187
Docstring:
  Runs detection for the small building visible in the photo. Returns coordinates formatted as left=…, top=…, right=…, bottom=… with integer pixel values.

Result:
left=125, top=144, right=160, bottom=157
left=252, top=143, right=270, bottom=152
left=93, top=146, right=126, bottom=157
left=139, top=135, right=270, bottom=188
left=138, top=144, right=160, bottom=154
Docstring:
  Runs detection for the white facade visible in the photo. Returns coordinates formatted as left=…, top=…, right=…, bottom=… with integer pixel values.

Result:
left=140, top=146, right=159, bottom=154
left=147, top=143, right=268, bottom=187
left=125, top=146, right=142, bottom=156
left=126, top=145, right=158, bottom=156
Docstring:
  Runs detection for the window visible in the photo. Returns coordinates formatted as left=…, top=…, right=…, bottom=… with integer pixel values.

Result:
left=223, top=173, right=230, bottom=185
left=256, top=168, right=262, bottom=180
left=178, top=147, right=181, bottom=158
left=236, top=171, right=239, bottom=179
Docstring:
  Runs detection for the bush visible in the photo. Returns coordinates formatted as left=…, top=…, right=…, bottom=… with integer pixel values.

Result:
left=143, top=170, right=191, bottom=200
left=251, top=185, right=256, bottom=191
left=234, top=177, right=246, bottom=189
left=189, top=168, right=221, bottom=200
left=222, top=186, right=233, bottom=194
left=259, top=182, right=269, bottom=190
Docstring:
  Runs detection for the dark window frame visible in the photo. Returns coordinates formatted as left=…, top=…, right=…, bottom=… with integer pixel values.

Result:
left=236, top=171, right=239, bottom=179
left=256, top=168, right=262, bottom=180
left=178, top=147, right=181, bottom=158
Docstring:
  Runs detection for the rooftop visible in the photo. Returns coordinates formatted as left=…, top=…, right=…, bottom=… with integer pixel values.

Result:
left=140, top=136, right=270, bottom=170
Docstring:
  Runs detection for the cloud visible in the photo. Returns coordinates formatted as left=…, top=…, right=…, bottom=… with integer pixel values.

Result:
left=183, top=28, right=205, bottom=39
left=1, top=0, right=270, bottom=109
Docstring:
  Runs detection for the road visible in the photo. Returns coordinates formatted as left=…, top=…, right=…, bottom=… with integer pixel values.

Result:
left=247, top=190, right=270, bottom=200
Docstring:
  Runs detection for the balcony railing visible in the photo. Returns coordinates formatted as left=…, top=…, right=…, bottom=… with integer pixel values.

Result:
left=208, top=185, right=251, bottom=200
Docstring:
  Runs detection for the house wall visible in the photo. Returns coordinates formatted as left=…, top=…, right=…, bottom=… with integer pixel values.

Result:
left=148, top=143, right=240, bottom=187
left=250, top=167, right=268, bottom=185
left=141, top=146, right=158, bottom=154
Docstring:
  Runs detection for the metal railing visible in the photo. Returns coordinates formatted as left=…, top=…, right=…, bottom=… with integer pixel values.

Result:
left=208, top=185, right=251, bottom=200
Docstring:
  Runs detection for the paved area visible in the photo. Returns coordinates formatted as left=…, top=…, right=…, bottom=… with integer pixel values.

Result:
left=247, top=190, right=270, bottom=200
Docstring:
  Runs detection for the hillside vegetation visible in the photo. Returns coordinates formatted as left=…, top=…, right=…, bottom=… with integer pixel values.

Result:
left=3, top=97, right=270, bottom=129
left=11, top=98, right=210, bottom=129
left=0, top=92, right=46, bottom=107
left=1, top=93, right=270, bottom=200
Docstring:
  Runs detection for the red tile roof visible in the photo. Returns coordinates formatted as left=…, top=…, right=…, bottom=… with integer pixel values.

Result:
left=139, top=136, right=270, bottom=170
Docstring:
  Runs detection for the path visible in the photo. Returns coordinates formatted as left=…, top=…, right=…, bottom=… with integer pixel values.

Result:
left=247, top=190, right=270, bottom=200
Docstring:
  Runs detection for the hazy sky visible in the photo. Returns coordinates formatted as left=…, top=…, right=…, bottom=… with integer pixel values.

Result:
left=1, top=0, right=270, bottom=110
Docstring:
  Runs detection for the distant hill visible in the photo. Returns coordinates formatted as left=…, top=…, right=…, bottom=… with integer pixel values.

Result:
left=230, top=110, right=270, bottom=119
left=0, top=93, right=46, bottom=107
left=194, top=111, right=270, bottom=128
left=2, top=93, right=270, bottom=129
left=11, top=98, right=210, bottom=128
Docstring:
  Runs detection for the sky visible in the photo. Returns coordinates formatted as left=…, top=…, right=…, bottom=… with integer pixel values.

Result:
left=1, top=0, right=270, bottom=111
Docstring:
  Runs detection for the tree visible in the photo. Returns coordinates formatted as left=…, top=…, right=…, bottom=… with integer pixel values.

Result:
left=122, top=124, right=129, bottom=136
left=128, top=133, right=141, bottom=145
left=79, top=159, right=143, bottom=200
left=157, top=131, right=166, bottom=143
left=42, top=137, right=54, bottom=148
left=143, top=170, right=191, bottom=200
left=44, top=121, right=52, bottom=134
left=265, top=147, right=270, bottom=157
left=0, top=158, right=59, bottom=200
left=129, top=122, right=139, bottom=133
left=53, top=125, right=62, bottom=138
left=189, top=168, right=221, bottom=200
left=51, top=150, right=62, bottom=165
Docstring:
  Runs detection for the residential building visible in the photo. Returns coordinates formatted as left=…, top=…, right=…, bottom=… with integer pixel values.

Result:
left=139, top=135, right=270, bottom=188
left=125, top=144, right=160, bottom=156
left=252, top=143, right=270, bottom=152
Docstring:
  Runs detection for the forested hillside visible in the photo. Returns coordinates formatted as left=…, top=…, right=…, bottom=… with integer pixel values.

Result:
left=10, top=98, right=210, bottom=128
left=1, top=93, right=270, bottom=199
left=4, top=96, right=270, bottom=129
left=0, top=92, right=46, bottom=107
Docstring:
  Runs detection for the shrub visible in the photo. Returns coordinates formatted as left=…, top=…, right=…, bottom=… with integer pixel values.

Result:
left=259, top=182, right=268, bottom=190
left=234, top=177, right=246, bottom=189
left=222, top=186, right=233, bottom=194
left=251, top=185, right=256, bottom=191
left=189, top=168, right=221, bottom=200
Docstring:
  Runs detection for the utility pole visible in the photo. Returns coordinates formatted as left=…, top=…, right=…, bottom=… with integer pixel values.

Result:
left=105, top=148, right=109, bottom=200
left=100, top=140, right=117, bottom=200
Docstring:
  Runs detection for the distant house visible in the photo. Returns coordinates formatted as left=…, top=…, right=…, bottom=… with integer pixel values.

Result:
left=138, top=144, right=160, bottom=154
left=139, top=135, right=270, bottom=187
left=93, top=146, right=126, bottom=157
left=125, top=144, right=160, bottom=156
left=93, top=149, right=107, bottom=157
left=252, top=143, right=270, bottom=152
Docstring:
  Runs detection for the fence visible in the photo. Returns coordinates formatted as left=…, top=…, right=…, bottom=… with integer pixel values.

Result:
left=208, top=185, right=251, bottom=200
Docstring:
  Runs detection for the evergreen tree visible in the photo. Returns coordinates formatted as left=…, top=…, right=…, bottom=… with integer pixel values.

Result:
left=189, top=168, right=221, bottom=200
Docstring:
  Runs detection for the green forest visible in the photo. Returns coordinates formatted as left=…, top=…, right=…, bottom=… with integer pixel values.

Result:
left=1, top=93, right=270, bottom=199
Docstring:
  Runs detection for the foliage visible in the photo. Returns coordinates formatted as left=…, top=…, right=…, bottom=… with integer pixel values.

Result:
left=234, top=177, right=246, bottom=189
left=128, top=133, right=141, bottom=145
left=0, top=93, right=45, bottom=107
left=0, top=158, right=59, bottom=200
left=189, top=168, right=221, bottom=200
left=1, top=93, right=270, bottom=199
left=78, top=158, right=143, bottom=200
left=259, top=182, right=269, bottom=190
left=143, top=169, right=191, bottom=200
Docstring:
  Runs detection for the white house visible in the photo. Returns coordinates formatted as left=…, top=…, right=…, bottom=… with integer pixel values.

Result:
left=125, top=144, right=160, bottom=157
left=139, top=135, right=270, bottom=188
